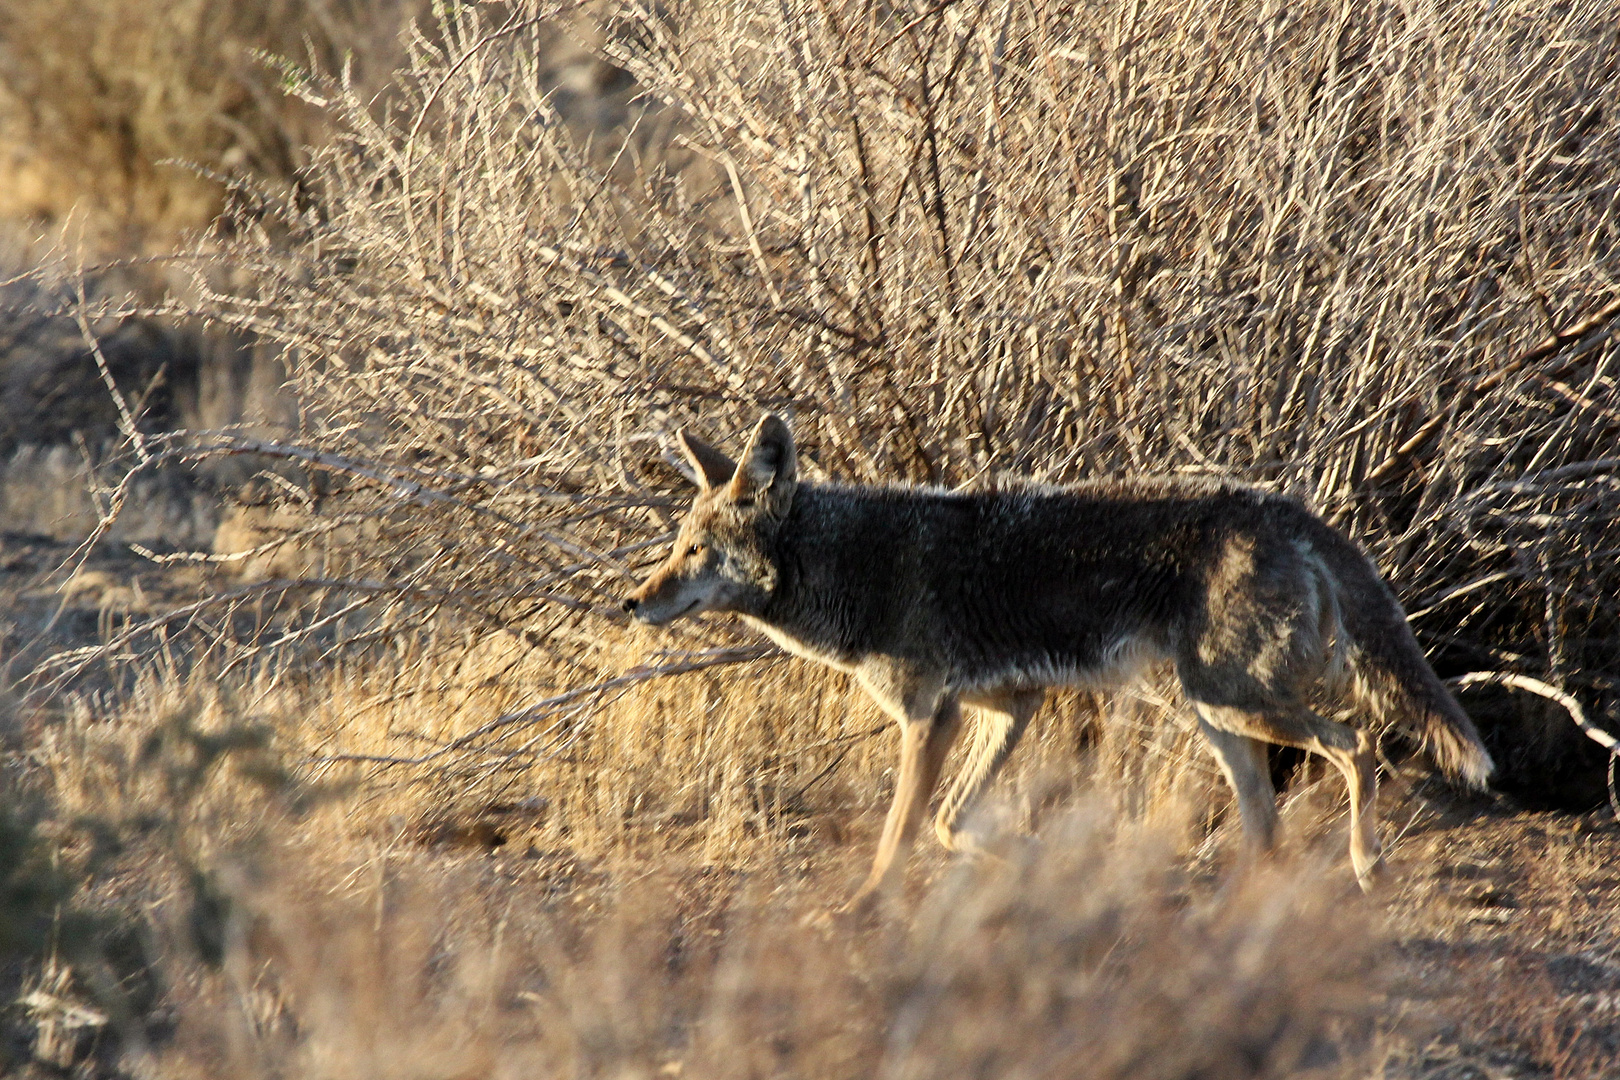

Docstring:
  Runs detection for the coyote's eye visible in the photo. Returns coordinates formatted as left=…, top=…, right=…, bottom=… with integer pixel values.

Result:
left=686, top=543, right=704, bottom=557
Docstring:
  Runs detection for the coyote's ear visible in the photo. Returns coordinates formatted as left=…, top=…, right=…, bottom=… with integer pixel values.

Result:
left=675, top=429, right=737, bottom=490
left=729, top=414, right=797, bottom=517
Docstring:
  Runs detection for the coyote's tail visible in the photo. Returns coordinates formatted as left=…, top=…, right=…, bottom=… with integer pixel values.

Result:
left=1309, top=520, right=1495, bottom=789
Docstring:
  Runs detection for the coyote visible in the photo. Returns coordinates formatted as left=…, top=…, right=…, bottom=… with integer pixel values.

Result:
left=623, top=415, right=1493, bottom=906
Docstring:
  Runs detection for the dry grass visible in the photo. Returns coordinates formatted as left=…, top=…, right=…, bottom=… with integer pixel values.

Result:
left=25, top=679, right=1385, bottom=1079
left=21, top=652, right=1620, bottom=1077
left=0, top=0, right=421, bottom=253
left=43, top=627, right=1230, bottom=872
left=1378, top=807, right=1620, bottom=1078
left=179, top=823, right=1374, bottom=1080
left=11, top=607, right=1381, bottom=1075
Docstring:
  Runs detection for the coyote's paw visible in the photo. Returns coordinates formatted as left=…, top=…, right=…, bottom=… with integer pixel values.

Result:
left=1353, top=853, right=1389, bottom=895
left=832, top=885, right=885, bottom=924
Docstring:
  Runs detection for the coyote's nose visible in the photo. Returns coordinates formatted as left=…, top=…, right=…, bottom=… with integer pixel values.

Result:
left=620, top=596, right=639, bottom=614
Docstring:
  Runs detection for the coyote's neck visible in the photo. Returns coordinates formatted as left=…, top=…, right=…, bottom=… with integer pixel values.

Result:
left=738, top=484, right=891, bottom=666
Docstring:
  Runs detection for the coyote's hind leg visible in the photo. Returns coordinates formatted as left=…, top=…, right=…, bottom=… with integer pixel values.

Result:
left=1194, top=714, right=1279, bottom=857
left=1194, top=703, right=1384, bottom=891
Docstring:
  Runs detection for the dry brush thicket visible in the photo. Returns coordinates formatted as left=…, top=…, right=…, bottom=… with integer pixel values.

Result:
left=132, top=0, right=1620, bottom=799
left=48, top=0, right=1620, bottom=836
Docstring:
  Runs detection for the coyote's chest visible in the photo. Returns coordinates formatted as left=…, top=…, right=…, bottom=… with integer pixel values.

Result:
left=741, top=615, right=865, bottom=674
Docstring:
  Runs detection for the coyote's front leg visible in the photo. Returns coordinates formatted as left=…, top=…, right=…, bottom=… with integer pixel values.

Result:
left=934, top=688, right=1044, bottom=853
left=843, top=668, right=963, bottom=913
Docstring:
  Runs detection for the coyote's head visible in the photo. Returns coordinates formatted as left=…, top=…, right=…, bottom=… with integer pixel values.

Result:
left=622, top=415, right=798, bottom=625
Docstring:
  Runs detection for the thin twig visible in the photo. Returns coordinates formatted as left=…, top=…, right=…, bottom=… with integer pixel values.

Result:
left=301, top=645, right=783, bottom=768
left=1447, top=671, right=1615, bottom=751
left=1362, top=295, right=1620, bottom=489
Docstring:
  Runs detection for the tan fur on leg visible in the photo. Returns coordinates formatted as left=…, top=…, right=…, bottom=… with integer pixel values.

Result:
left=844, top=696, right=963, bottom=913
left=1195, top=715, right=1279, bottom=856
left=934, top=689, right=1043, bottom=852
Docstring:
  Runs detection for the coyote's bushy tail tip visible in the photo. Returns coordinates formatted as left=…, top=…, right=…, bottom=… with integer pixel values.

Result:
left=1415, top=699, right=1495, bottom=790
left=1344, top=640, right=1494, bottom=790
left=1313, top=523, right=1494, bottom=790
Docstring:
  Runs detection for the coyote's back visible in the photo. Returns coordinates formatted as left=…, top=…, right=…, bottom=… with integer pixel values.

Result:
left=624, top=415, right=1493, bottom=906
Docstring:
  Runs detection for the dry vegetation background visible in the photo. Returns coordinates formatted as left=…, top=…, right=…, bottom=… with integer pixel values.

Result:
left=5, top=0, right=1620, bottom=1076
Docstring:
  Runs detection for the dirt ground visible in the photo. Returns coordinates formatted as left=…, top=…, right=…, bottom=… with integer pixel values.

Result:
left=1377, top=790, right=1620, bottom=1078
